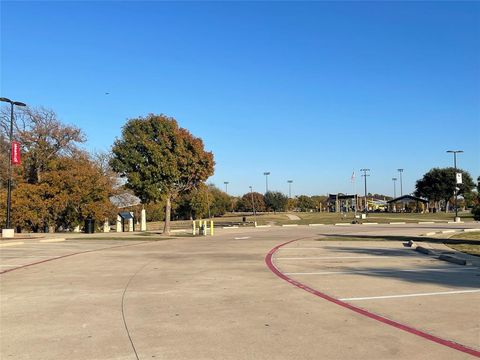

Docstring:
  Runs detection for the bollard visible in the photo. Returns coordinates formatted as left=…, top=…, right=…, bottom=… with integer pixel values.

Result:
left=141, top=208, right=147, bottom=231
left=204, top=220, right=207, bottom=236
left=193, top=220, right=196, bottom=236
left=116, top=215, right=122, bottom=232
left=210, top=220, right=214, bottom=236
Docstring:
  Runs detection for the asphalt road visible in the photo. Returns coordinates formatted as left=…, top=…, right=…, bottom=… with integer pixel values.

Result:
left=1, top=223, right=479, bottom=359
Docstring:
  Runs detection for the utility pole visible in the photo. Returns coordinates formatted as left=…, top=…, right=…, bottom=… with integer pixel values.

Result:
left=447, top=150, right=464, bottom=222
left=397, top=169, right=404, bottom=196
left=360, top=169, right=370, bottom=213
left=249, top=186, right=257, bottom=225
left=263, top=172, right=270, bottom=193
left=392, top=177, right=397, bottom=198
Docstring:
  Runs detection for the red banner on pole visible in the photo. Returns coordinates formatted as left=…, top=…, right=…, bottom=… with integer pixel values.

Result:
left=11, top=141, right=21, bottom=165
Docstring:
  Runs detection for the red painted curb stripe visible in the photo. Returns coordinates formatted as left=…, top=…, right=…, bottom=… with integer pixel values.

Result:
left=265, top=239, right=480, bottom=358
left=0, top=242, right=149, bottom=276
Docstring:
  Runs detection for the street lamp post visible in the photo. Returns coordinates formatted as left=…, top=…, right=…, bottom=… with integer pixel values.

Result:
left=287, top=180, right=293, bottom=198
left=360, top=169, right=370, bottom=213
left=397, top=169, right=404, bottom=196
left=224, top=181, right=229, bottom=194
left=263, top=172, right=270, bottom=193
left=392, top=177, right=397, bottom=198
left=0, top=97, right=26, bottom=237
left=447, top=150, right=464, bottom=222
left=249, top=186, right=257, bottom=225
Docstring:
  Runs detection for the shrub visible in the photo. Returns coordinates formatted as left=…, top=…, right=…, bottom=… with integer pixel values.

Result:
left=472, top=205, right=480, bottom=221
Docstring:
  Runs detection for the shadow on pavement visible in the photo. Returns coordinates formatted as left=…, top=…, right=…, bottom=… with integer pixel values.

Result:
left=310, top=235, right=480, bottom=289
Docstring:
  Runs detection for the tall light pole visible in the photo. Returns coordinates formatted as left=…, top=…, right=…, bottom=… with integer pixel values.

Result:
left=392, top=177, right=397, bottom=198
left=360, top=169, right=370, bottom=213
left=0, top=97, right=26, bottom=235
left=287, top=180, right=293, bottom=198
left=263, top=172, right=270, bottom=193
left=249, top=186, right=257, bottom=220
left=397, top=169, right=404, bottom=196
left=224, top=181, right=229, bottom=194
left=447, top=150, right=464, bottom=221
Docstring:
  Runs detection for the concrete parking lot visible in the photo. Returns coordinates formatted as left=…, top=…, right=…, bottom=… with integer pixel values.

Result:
left=1, top=223, right=479, bottom=359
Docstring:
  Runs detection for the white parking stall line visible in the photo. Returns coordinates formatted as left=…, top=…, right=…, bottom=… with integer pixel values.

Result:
left=284, top=267, right=479, bottom=276
left=340, top=289, right=480, bottom=301
left=276, top=256, right=393, bottom=260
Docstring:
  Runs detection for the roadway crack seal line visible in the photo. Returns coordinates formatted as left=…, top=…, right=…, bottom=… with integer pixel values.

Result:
left=265, top=239, right=480, bottom=358
left=121, top=260, right=154, bottom=360
left=0, top=241, right=151, bottom=276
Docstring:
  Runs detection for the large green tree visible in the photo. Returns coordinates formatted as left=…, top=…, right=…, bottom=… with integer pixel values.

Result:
left=297, top=195, right=316, bottom=212
left=110, top=114, right=214, bottom=234
left=264, top=191, right=288, bottom=213
left=414, top=167, right=475, bottom=211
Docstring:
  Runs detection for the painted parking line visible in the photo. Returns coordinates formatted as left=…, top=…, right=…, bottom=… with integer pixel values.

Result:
left=276, top=256, right=393, bottom=260
left=340, top=289, right=480, bottom=301
left=0, top=242, right=25, bottom=247
left=234, top=236, right=251, bottom=240
left=284, top=267, right=479, bottom=276
left=39, top=238, right=66, bottom=243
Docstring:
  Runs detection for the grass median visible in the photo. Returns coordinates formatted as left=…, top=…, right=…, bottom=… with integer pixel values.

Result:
left=446, top=231, right=480, bottom=257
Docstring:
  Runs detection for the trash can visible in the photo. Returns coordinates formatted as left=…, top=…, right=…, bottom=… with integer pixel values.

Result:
left=84, top=217, right=95, bottom=234
left=242, top=216, right=246, bottom=222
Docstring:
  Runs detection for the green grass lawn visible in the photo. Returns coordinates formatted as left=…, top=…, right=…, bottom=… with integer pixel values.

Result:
left=446, top=231, right=480, bottom=257
left=147, top=210, right=474, bottom=229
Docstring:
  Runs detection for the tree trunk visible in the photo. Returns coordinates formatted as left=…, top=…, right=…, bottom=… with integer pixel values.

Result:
left=163, top=194, right=171, bottom=235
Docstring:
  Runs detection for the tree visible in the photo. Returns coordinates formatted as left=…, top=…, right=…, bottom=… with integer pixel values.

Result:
left=264, top=191, right=288, bottom=213
left=0, top=106, right=86, bottom=184
left=471, top=176, right=480, bottom=220
left=110, top=114, right=214, bottom=235
left=235, top=192, right=266, bottom=212
left=297, top=195, right=316, bottom=212
left=414, top=167, right=475, bottom=212
left=311, top=195, right=328, bottom=211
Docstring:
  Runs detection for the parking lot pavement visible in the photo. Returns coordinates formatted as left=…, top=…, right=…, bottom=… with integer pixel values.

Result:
left=1, top=224, right=479, bottom=359
left=272, top=239, right=480, bottom=354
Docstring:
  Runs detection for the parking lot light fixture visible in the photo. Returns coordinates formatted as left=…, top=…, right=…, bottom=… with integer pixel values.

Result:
left=0, top=97, right=26, bottom=235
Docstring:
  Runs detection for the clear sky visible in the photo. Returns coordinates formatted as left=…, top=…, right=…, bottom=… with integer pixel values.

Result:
left=1, top=1, right=479, bottom=197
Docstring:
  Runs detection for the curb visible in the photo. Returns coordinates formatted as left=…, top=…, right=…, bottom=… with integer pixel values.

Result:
left=334, top=223, right=351, bottom=226
left=308, top=224, right=325, bottom=226
left=438, top=254, right=470, bottom=266
left=282, top=224, right=298, bottom=227
left=415, top=246, right=433, bottom=255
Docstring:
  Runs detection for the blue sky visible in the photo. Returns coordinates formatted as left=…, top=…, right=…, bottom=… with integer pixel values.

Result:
left=1, top=1, right=479, bottom=197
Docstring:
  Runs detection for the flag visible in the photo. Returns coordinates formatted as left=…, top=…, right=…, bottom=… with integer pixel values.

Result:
left=11, top=141, right=21, bottom=165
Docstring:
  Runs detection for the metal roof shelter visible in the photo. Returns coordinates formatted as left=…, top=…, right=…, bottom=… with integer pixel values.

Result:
left=387, top=195, right=428, bottom=213
left=386, top=195, right=428, bottom=204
